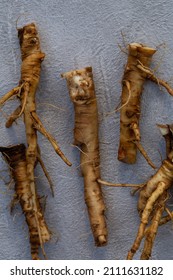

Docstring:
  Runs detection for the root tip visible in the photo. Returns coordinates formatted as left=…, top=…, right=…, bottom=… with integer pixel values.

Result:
left=96, top=235, right=107, bottom=246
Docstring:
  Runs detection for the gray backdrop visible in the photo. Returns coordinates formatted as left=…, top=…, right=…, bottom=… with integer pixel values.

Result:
left=0, top=0, right=173, bottom=260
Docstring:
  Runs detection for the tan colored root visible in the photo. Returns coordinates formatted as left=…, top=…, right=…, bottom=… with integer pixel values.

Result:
left=0, top=144, right=50, bottom=260
left=130, top=121, right=156, bottom=169
left=5, top=84, right=28, bottom=127
left=97, top=178, right=145, bottom=188
left=137, top=64, right=173, bottom=96
left=0, top=23, right=71, bottom=206
left=140, top=192, right=166, bottom=260
left=0, top=24, right=54, bottom=259
left=18, top=84, right=28, bottom=117
left=37, top=150, right=54, bottom=197
left=118, top=43, right=156, bottom=164
left=134, top=140, right=156, bottom=169
left=138, top=156, right=173, bottom=214
left=31, top=111, right=71, bottom=166
left=62, top=66, right=107, bottom=246
left=130, top=122, right=140, bottom=141
left=127, top=181, right=167, bottom=260
left=127, top=130, right=173, bottom=259
left=140, top=208, right=164, bottom=260
left=0, top=85, right=23, bottom=106
left=99, top=125, right=173, bottom=259
left=6, top=105, right=22, bottom=128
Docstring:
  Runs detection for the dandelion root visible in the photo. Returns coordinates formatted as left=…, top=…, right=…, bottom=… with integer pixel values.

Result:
left=0, top=23, right=71, bottom=198
left=127, top=125, right=173, bottom=259
left=118, top=43, right=156, bottom=165
left=0, top=144, right=50, bottom=260
left=127, top=182, right=167, bottom=259
left=100, top=123, right=173, bottom=259
left=140, top=192, right=166, bottom=260
left=62, top=67, right=107, bottom=246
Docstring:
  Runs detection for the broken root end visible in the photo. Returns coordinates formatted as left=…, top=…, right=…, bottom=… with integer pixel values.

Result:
left=96, top=235, right=107, bottom=247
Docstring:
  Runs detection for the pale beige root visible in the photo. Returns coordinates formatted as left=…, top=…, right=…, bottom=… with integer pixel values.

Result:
left=62, top=67, right=107, bottom=246
left=0, top=144, right=50, bottom=260
left=140, top=191, right=167, bottom=260
left=118, top=43, right=156, bottom=164
left=0, top=23, right=71, bottom=199
left=127, top=181, right=167, bottom=260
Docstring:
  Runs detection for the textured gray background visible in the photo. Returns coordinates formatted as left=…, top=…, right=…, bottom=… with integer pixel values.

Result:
left=0, top=0, right=173, bottom=260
